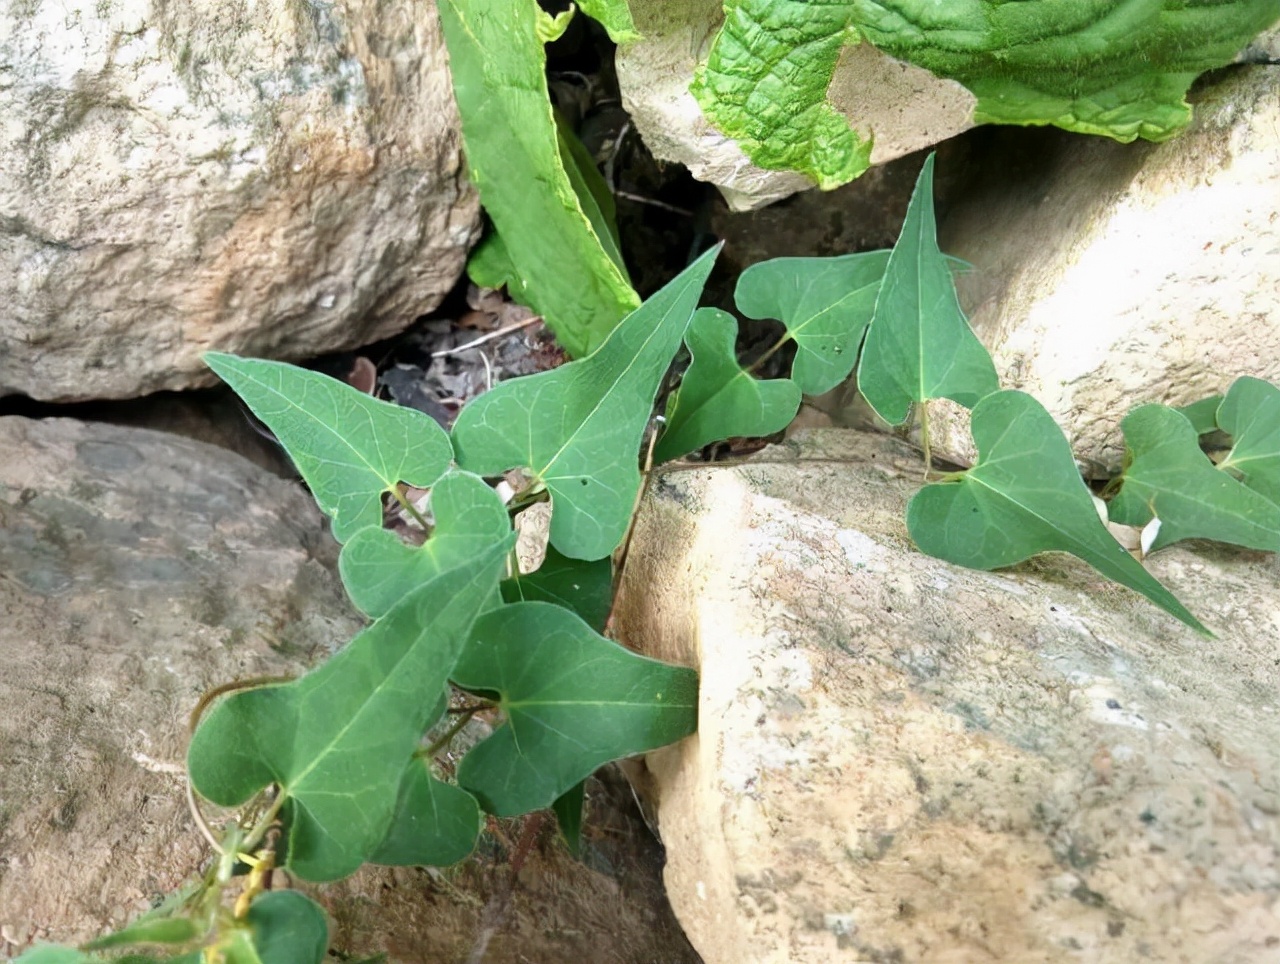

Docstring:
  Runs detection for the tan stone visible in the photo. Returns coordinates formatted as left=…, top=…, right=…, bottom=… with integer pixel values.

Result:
left=615, top=428, right=1280, bottom=963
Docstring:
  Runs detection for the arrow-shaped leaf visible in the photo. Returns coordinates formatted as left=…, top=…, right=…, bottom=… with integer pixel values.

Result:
left=451, top=246, right=719, bottom=561
left=857, top=154, right=999, bottom=425
left=204, top=353, right=453, bottom=543
left=453, top=602, right=698, bottom=816
left=501, top=544, right=613, bottom=633
left=907, top=391, right=1207, bottom=635
left=187, top=540, right=510, bottom=881
left=653, top=308, right=801, bottom=463
left=370, top=759, right=483, bottom=868
left=735, top=250, right=890, bottom=396
left=1109, top=404, right=1280, bottom=553
left=1216, top=376, right=1280, bottom=505
left=340, top=471, right=511, bottom=618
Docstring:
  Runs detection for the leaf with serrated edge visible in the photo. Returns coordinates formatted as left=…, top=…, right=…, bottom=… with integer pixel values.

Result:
left=736, top=251, right=890, bottom=396
left=858, top=154, right=998, bottom=425
left=1109, top=403, right=1280, bottom=553
left=452, top=246, right=719, bottom=561
left=340, top=471, right=511, bottom=618
left=1216, top=377, right=1280, bottom=505
left=908, top=391, right=1208, bottom=635
left=454, top=602, right=698, bottom=816
left=204, top=353, right=452, bottom=543
left=188, top=541, right=510, bottom=881
left=371, top=759, right=483, bottom=868
left=248, top=891, right=328, bottom=964
left=654, top=308, right=801, bottom=463
left=502, top=545, right=613, bottom=633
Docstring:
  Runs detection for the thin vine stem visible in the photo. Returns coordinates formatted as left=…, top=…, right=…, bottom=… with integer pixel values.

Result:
left=744, top=333, right=790, bottom=376
left=390, top=483, right=431, bottom=530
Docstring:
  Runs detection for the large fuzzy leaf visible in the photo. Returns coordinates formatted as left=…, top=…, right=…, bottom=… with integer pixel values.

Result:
left=654, top=308, right=801, bottom=463
left=1108, top=404, right=1280, bottom=552
left=187, top=542, right=510, bottom=881
left=907, top=391, right=1207, bottom=635
left=454, top=602, right=698, bottom=816
left=1215, top=376, right=1280, bottom=506
left=451, top=247, right=719, bottom=560
left=204, top=353, right=453, bottom=544
left=440, top=0, right=639, bottom=357
left=858, top=155, right=998, bottom=425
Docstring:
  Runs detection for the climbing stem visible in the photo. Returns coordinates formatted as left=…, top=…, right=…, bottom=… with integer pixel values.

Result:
left=391, top=483, right=431, bottom=530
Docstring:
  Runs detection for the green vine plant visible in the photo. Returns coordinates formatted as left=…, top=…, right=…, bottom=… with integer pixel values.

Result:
left=22, top=153, right=1280, bottom=962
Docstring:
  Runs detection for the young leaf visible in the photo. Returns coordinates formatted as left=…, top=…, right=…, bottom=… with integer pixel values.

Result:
left=1108, top=404, right=1280, bottom=553
left=653, top=308, right=801, bottom=463
left=552, top=781, right=586, bottom=856
left=438, top=0, right=639, bottom=357
left=1216, top=376, right=1280, bottom=505
left=1176, top=394, right=1224, bottom=436
left=735, top=251, right=890, bottom=396
left=858, top=154, right=999, bottom=425
left=84, top=917, right=198, bottom=950
left=247, top=891, right=328, bottom=964
left=371, top=759, right=483, bottom=868
left=454, top=602, right=698, bottom=816
left=204, top=353, right=452, bottom=543
left=188, top=541, right=511, bottom=881
left=577, top=0, right=640, bottom=43
left=907, top=391, right=1208, bottom=636
left=452, top=246, right=719, bottom=561
left=340, top=471, right=511, bottom=618
left=501, top=545, right=613, bottom=633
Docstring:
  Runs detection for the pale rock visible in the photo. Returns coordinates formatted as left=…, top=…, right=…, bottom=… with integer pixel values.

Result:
left=614, top=428, right=1280, bottom=964
left=929, top=66, right=1280, bottom=473
left=615, top=0, right=974, bottom=212
left=1, top=0, right=478, bottom=402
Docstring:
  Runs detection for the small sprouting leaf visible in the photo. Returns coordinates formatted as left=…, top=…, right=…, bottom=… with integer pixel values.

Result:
left=735, top=251, right=890, bottom=396
left=204, top=354, right=453, bottom=543
left=247, top=891, right=328, bottom=964
left=907, top=391, right=1208, bottom=635
left=857, top=155, right=999, bottom=425
left=653, top=308, right=801, bottom=463
left=454, top=602, right=698, bottom=816
left=1216, top=376, right=1280, bottom=505
left=501, top=545, right=613, bottom=633
left=452, top=246, right=719, bottom=560
left=1108, top=404, right=1280, bottom=553
left=84, top=917, right=198, bottom=950
left=1176, top=394, right=1224, bottom=436
left=577, top=0, right=640, bottom=43
left=188, top=542, right=510, bottom=881
left=552, top=781, right=586, bottom=856
left=371, top=760, right=483, bottom=868
left=340, top=471, right=511, bottom=618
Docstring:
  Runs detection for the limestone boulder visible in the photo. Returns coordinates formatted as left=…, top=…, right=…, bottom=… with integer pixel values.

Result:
left=926, top=65, right=1280, bottom=474
left=615, top=428, right=1280, bottom=964
left=0, top=0, right=478, bottom=403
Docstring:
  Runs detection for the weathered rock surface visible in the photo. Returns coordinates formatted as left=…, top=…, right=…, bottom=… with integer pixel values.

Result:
left=1, top=0, right=478, bottom=403
left=615, top=428, right=1280, bottom=964
left=615, top=0, right=974, bottom=211
left=926, top=66, right=1280, bottom=473
left=0, top=417, right=698, bottom=963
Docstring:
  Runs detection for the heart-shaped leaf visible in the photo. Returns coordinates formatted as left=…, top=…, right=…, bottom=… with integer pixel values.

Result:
left=1109, top=404, right=1280, bottom=552
left=453, top=602, right=698, bottom=816
left=1216, top=376, right=1280, bottom=505
left=340, top=471, right=512, bottom=618
left=858, top=154, right=999, bottom=425
left=188, top=541, right=510, bottom=881
left=1176, top=394, right=1224, bottom=436
left=501, top=545, right=613, bottom=633
left=247, top=891, right=328, bottom=964
left=451, top=246, right=719, bottom=560
left=653, top=308, right=801, bottom=463
left=204, top=353, right=453, bottom=543
left=735, top=250, right=890, bottom=395
left=371, top=759, right=483, bottom=868
left=908, top=391, right=1207, bottom=635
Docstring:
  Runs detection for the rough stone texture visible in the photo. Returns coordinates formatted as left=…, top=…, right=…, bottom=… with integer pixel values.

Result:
left=924, top=65, right=1280, bottom=474
left=0, top=417, right=699, bottom=963
left=1, top=0, right=479, bottom=403
left=614, top=428, right=1280, bottom=964
left=615, top=0, right=974, bottom=212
